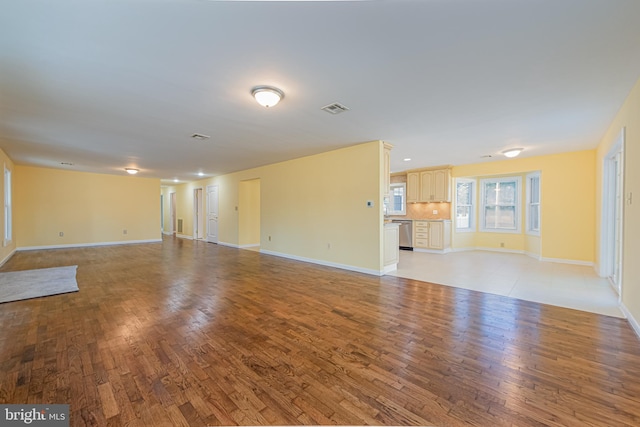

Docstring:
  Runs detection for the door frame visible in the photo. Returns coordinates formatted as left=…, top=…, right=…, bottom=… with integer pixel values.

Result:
left=206, top=184, right=219, bottom=244
left=193, top=187, right=204, bottom=240
left=600, top=127, right=624, bottom=297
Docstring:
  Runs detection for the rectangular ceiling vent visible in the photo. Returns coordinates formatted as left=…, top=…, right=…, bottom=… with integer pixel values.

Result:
left=321, top=102, right=350, bottom=115
left=191, top=133, right=211, bottom=140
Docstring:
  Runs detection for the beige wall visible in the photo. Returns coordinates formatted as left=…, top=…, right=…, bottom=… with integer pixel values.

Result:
left=164, top=141, right=386, bottom=273
left=596, top=76, right=640, bottom=327
left=452, top=150, right=596, bottom=263
left=15, top=166, right=161, bottom=248
left=0, top=148, right=16, bottom=265
left=239, top=179, right=260, bottom=247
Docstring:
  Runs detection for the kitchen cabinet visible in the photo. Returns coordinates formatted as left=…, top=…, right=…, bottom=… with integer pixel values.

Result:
left=413, top=220, right=451, bottom=252
left=383, top=142, right=393, bottom=197
left=383, top=222, right=399, bottom=272
left=406, top=172, right=420, bottom=203
left=406, top=167, right=451, bottom=203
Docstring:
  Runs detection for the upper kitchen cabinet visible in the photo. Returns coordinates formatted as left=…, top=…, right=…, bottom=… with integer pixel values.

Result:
left=406, top=167, right=452, bottom=203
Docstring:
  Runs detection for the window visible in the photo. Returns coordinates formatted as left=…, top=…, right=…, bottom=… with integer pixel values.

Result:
left=455, top=178, right=475, bottom=231
left=4, top=166, right=11, bottom=246
left=387, top=182, right=406, bottom=215
left=526, top=172, right=541, bottom=235
left=480, top=176, right=521, bottom=233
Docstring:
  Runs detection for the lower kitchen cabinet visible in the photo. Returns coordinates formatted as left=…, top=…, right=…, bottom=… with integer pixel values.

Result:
left=413, top=220, right=451, bottom=252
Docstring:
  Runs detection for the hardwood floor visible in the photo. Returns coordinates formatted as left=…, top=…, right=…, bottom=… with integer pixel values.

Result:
left=1, top=237, right=639, bottom=426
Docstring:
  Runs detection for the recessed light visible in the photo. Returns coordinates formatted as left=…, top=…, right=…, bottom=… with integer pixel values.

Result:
left=403, top=158, right=412, bottom=162
left=191, top=133, right=210, bottom=140
left=125, top=168, right=139, bottom=175
left=502, top=148, right=524, bottom=158
left=173, top=179, right=179, bottom=183
left=198, top=172, right=204, bottom=177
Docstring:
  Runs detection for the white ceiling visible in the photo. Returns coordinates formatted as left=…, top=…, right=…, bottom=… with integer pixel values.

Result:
left=2, top=1, right=639, bottom=184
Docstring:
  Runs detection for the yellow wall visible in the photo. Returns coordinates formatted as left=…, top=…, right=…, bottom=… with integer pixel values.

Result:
left=15, top=166, right=161, bottom=248
left=0, top=148, right=16, bottom=265
left=164, top=141, right=385, bottom=273
left=452, top=150, right=596, bottom=263
left=239, top=179, right=260, bottom=247
left=596, top=76, right=640, bottom=326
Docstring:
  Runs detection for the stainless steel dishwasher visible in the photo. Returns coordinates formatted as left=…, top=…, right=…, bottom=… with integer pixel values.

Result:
left=393, top=220, right=413, bottom=250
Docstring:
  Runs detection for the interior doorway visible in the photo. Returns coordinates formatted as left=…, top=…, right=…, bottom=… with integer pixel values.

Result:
left=601, top=128, right=624, bottom=297
left=206, top=185, right=219, bottom=244
left=193, top=188, right=204, bottom=240
left=170, top=192, right=177, bottom=236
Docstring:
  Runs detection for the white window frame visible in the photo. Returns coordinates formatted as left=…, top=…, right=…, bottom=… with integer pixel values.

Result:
left=479, top=176, right=521, bottom=234
left=526, top=172, right=541, bottom=236
left=4, top=166, right=12, bottom=247
left=455, top=178, right=475, bottom=232
left=387, top=182, right=406, bottom=215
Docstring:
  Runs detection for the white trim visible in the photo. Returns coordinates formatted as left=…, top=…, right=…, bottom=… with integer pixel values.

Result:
left=454, top=178, right=475, bottom=232
left=525, top=251, right=542, bottom=261
left=540, top=256, right=594, bottom=267
left=260, top=249, right=384, bottom=276
left=525, top=171, right=541, bottom=236
left=414, top=247, right=451, bottom=254
left=479, top=176, right=522, bottom=234
left=217, top=241, right=239, bottom=248
left=620, top=303, right=640, bottom=339
left=17, top=239, right=162, bottom=251
left=383, top=263, right=397, bottom=274
left=176, top=233, right=193, bottom=240
left=0, top=248, right=16, bottom=267
left=162, top=231, right=173, bottom=236
left=239, top=243, right=260, bottom=249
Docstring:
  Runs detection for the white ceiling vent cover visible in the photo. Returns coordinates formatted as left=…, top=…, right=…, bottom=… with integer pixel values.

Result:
left=321, top=102, right=350, bottom=115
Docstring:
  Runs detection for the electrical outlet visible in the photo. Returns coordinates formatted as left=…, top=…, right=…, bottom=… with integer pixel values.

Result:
left=327, top=243, right=331, bottom=249
left=59, top=232, right=64, bottom=237
left=433, top=209, right=438, bottom=215
left=123, top=229, right=127, bottom=235
left=500, top=242, right=505, bottom=248
left=366, top=200, right=374, bottom=208
left=268, top=235, right=271, bottom=241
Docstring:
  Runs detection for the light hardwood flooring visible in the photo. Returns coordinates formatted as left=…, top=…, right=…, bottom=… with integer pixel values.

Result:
left=1, top=237, right=639, bottom=426
left=388, top=250, right=624, bottom=318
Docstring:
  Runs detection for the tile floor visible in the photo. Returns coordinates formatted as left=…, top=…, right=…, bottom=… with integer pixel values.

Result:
left=387, top=250, right=624, bottom=318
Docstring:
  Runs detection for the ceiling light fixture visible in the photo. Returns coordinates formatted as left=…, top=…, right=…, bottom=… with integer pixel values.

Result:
left=125, top=168, right=139, bottom=175
left=251, top=86, right=284, bottom=108
left=198, top=172, right=204, bottom=177
left=403, top=158, right=412, bottom=162
left=502, top=148, right=523, bottom=158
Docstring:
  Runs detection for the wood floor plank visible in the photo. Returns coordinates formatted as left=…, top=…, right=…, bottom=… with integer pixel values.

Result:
left=1, top=236, right=640, bottom=426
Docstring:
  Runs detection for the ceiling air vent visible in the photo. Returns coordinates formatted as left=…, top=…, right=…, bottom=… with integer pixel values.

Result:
left=191, top=133, right=210, bottom=140
left=321, top=102, right=350, bottom=115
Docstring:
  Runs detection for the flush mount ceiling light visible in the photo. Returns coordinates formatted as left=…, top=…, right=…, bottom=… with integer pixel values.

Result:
left=502, top=148, right=524, bottom=158
left=251, top=86, right=284, bottom=108
left=125, top=168, right=139, bottom=175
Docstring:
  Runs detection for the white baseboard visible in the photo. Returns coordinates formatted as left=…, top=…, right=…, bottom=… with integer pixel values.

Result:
left=450, top=246, right=592, bottom=266
left=175, top=234, right=193, bottom=240
left=620, top=303, right=640, bottom=339
left=18, top=239, right=162, bottom=251
left=383, top=263, right=397, bottom=274
left=239, top=243, right=260, bottom=249
left=260, top=249, right=384, bottom=276
left=540, top=256, right=594, bottom=267
left=414, top=248, right=450, bottom=254
left=217, top=241, right=239, bottom=248
left=0, top=248, right=16, bottom=267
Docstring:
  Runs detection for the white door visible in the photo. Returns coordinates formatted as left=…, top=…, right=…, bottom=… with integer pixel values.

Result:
left=206, top=185, right=219, bottom=243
